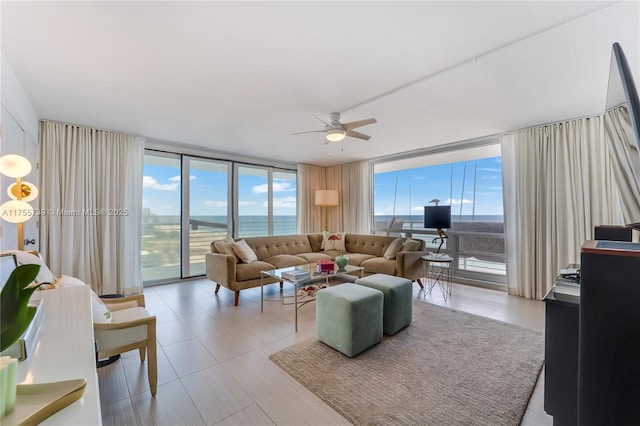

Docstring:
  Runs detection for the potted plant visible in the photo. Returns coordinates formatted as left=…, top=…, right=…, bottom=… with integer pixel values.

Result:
left=1, top=264, right=40, bottom=418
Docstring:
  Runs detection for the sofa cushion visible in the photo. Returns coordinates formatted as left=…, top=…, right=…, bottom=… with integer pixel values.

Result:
left=345, top=234, right=397, bottom=257
left=233, top=239, right=258, bottom=263
left=244, top=235, right=313, bottom=260
left=383, top=237, right=404, bottom=260
left=307, top=233, right=324, bottom=252
left=262, top=254, right=307, bottom=269
left=296, top=252, right=333, bottom=263
left=342, top=253, right=376, bottom=266
left=361, top=257, right=397, bottom=276
left=236, top=261, right=277, bottom=281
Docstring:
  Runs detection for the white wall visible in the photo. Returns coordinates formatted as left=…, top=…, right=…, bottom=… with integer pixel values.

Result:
left=1, top=54, right=40, bottom=251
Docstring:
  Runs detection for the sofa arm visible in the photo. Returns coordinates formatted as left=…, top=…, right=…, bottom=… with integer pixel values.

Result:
left=396, top=250, right=430, bottom=280
left=206, top=252, right=237, bottom=286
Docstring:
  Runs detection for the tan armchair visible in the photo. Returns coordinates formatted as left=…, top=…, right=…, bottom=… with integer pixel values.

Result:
left=96, top=294, right=157, bottom=396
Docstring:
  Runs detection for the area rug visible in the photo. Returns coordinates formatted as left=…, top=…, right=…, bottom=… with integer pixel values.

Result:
left=269, top=301, right=545, bottom=426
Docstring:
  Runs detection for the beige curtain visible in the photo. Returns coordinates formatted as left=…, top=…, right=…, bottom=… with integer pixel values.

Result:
left=297, top=160, right=373, bottom=234
left=604, top=105, right=640, bottom=226
left=39, top=121, right=144, bottom=295
left=325, top=165, right=343, bottom=232
left=501, top=115, right=624, bottom=299
left=297, top=164, right=324, bottom=233
left=340, top=160, right=373, bottom=234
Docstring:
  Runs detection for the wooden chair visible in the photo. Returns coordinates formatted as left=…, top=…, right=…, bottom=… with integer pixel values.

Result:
left=94, top=294, right=157, bottom=396
left=3, top=250, right=158, bottom=397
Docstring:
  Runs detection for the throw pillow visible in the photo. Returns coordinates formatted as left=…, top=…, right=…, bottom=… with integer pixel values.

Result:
left=54, top=275, right=112, bottom=323
left=383, top=237, right=405, bottom=260
left=90, top=290, right=113, bottom=323
left=401, top=238, right=421, bottom=252
left=322, top=231, right=346, bottom=252
left=54, top=275, right=86, bottom=288
left=214, top=236, right=240, bottom=263
left=13, top=251, right=57, bottom=284
left=232, top=239, right=258, bottom=264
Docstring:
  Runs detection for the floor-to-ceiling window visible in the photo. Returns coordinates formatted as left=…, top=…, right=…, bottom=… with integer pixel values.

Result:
left=142, top=152, right=182, bottom=282
left=142, top=150, right=296, bottom=284
left=184, top=157, right=230, bottom=277
left=373, top=143, right=505, bottom=287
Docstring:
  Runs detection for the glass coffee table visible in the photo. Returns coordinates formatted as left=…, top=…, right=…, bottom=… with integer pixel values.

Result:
left=261, top=263, right=364, bottom=331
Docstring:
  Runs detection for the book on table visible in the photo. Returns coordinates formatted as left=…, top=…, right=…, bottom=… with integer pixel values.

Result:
left=281, top=269, right=310, bottom=281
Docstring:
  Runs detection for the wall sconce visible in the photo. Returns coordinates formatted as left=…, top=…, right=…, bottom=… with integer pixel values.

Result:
left=0, top=154, right=37, bottom=250
left=315, top=189, right=339, bottom=232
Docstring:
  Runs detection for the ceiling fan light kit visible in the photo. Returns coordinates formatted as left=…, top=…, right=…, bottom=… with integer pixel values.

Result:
left=292, top=112, right=377, bottom=143
left=326, top=128, right=346, bottom=142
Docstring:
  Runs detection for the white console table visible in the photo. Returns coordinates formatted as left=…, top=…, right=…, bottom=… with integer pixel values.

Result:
left=10, top=286, right=102, bottom=425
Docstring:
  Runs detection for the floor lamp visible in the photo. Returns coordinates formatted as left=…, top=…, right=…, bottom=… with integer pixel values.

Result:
left=0, top=154, right=38, bottom=250
left=315, top=190, right=339, bottom=232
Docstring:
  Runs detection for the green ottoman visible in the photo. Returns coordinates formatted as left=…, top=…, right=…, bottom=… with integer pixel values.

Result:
left=316, top=284, right=383, bottom=357
left=355, top=274, right=412, bottom=335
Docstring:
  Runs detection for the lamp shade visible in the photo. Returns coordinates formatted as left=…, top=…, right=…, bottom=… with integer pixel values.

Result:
left=315, top=190, right=339, bottom=206
left=0, top=154, right=32, bottom=178
left=0, top=200, right=33, bottom=224
left=424, top=205, right=451, bottom=229
left=8, top=181, right=38, bottom=202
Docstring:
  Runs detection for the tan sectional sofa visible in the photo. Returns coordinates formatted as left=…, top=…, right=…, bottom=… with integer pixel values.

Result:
left=205, top=233, right=427, bottom=305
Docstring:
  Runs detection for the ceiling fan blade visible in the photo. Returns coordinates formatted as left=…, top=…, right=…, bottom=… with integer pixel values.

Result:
left=343, top=118, right=377, bottom=131
left=291, top=130, right=326, bottom=135
left=345, top=130, right=371, bottom=140
left=314, top=115, right=334, bottom=128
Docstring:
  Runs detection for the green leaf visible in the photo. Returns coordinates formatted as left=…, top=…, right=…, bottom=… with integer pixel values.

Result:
left=1, top=264, right=41, bottom=353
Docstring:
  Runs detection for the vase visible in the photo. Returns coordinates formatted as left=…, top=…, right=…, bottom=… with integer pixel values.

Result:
left=335, top=251, right=349, bottom=271
left=0, top=356, right=18, bottom=418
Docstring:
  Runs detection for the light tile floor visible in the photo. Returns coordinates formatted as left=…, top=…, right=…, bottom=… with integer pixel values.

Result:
left=99, top=278, right=552, bottom=425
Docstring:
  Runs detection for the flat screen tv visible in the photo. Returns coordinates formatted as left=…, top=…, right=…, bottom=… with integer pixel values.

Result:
left=424, top=205, right=451, bottom=229
left=604, top=42, right=640, bottom=231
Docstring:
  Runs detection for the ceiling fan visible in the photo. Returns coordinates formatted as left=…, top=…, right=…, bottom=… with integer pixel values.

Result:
left=291, top=112, right=377, bottom=142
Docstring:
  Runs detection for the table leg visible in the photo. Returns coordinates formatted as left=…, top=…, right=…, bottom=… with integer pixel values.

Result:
left=261, top=275, right=264, bottom=313
left=294, top=282, right=298, bottom=332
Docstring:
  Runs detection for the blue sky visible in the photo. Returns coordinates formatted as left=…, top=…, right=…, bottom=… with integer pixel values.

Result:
left=373, top=156, right=503, bottom=218
left=142, top=162, right=297, bottom=216
left=143, top=156, right=502, bottom=218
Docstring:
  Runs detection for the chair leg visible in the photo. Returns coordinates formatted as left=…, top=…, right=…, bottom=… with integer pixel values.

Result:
left=139, top=346, right=146, bottom=363
left=416, top=278, right=424, bottom=289
left=147, top=318, right=158, bottom=397
left=280, top=282, right=284, bottom=291
left=234, top=291, right=240, bottom=306
left=215, top=283, right=221, bottom=294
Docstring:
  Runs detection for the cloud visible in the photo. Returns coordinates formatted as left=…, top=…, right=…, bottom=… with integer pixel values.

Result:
left=143, top=176, right=178, bottom=191
left=269, top=196, right=297, bottom=208
left=252, top=182, right=295, bottom=194
left=445, top=198, right=474, bottom=205
left=411, top=206, right=424, bottom=211
left=477, top=168, right=501, bottom=173
left=168, top=175, right=196, bottom=182
left=204, top=200, right=227, bottom=207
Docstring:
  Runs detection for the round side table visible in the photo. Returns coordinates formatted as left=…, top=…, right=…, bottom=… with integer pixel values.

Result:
left=421, top=254, right=453, bottom=301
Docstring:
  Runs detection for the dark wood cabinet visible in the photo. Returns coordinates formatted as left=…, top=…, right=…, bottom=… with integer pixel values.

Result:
left=544, top=283, right=579, bottom=426
left=578, top=241, right=640, bottom=426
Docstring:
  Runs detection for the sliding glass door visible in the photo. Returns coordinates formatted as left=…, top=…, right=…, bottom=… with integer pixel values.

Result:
left=183, top=157, right=230, bottom=277
left=142, top=152, right=182, bottom=282
left=142, top=150, right=297, bottom=284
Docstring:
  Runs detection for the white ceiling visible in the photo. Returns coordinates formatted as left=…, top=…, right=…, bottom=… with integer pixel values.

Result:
left=1, top=1, right=639, bottom=167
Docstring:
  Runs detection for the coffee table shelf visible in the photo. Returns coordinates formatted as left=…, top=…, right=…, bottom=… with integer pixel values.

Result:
left=261, top=262, right=364, bottom=331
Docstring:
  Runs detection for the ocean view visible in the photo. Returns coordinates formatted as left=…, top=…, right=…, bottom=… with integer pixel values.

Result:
left=141, top=214, right=505, bottom=282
